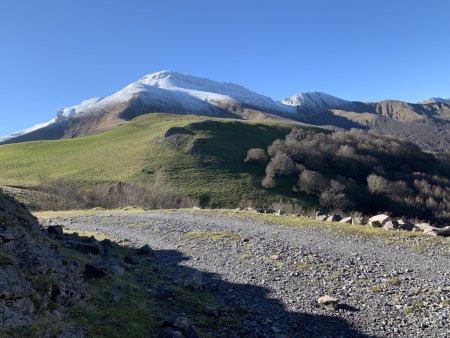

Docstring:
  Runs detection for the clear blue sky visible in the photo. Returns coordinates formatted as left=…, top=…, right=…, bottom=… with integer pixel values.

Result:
left=1, top=0, right=449, bottom=136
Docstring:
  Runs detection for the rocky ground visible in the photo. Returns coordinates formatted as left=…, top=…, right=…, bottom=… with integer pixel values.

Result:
left=38, top=210, right=450, bottom=338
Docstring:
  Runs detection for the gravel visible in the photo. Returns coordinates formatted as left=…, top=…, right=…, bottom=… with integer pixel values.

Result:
left=41, top=210, right=450, bottom=338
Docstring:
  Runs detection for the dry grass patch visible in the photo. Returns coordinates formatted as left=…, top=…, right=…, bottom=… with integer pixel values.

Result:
left=186, top=230, right=241, bottom=241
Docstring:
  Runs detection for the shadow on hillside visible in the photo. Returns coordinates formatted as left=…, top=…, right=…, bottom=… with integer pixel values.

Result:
left=149, top=247, right=380, bottom=338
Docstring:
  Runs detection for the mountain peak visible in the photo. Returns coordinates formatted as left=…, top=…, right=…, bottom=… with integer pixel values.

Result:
left=138, top=70, right=189, bottom=83
left=136, top=70, right=252, bottom=96
left=281, top=92, right=350, bottom=110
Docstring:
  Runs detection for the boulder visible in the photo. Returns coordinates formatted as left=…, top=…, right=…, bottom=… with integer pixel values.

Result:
left=415, top=222, right=433, bottom=231
left=396, top=220, right=416, bottom=231
left=435, top=226, right=450, bottom=237
left=47, top=225, right=64, bottom=236
left=73, top=242, right=102, bottom=255
left=163, top=314, right=191, bottom=332
left=415, top=223, right=438, bottom=235
left=159, top=328, right=184, bottom=338
left=339, top=217, right=352, bottom=224
left=326, top=214, right=341, bottom=222
left=317, top=295, right=339, bottom=310
left=162, top=314, right=201, bottom=338
left=0, top=265, right=35, bottom=328
left=368, top=214, right=391, bottom=227
left=382, top=220, right=399, bottom=231
left=83, top=264, right=107, bottom=279
left=351, top=217, right=363, bottom=225
left=418, top=225, right=450, bottom=237
left=184, top=271, right=203, bottom=290
left=95, top=258, right=125, bottom=276
left=315, top=215, right=327, bottom=222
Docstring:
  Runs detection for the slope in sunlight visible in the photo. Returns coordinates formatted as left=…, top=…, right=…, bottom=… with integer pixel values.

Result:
left=0, top=113, right=308, bottom=208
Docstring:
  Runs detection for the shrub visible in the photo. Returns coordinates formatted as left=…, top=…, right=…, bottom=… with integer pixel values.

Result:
left=244, top=148, right=269, bottom=163
left=262, top=175, right=276, bottom=189
left=31, top=173, right=199, bottom=211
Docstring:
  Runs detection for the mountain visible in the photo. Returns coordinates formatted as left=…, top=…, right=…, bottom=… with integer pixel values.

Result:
left=1, top=71, right=449, bottom=153
left=0, top=71, right=295, bottom=144
left=281, top=92, right=354, bottom=112
left=418, top=97, right=450, bottom=104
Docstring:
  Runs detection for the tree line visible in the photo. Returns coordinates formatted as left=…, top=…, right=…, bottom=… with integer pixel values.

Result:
left=245, top=128, right=450, bottom=224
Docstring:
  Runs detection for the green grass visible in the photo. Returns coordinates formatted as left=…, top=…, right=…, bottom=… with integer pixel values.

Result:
left=370, top=284, right=383, bottom=293
left=240, top=253, right=253, bottom=260
left=186, top=230, right=241, bottom=241
left=0, top=113, right=307, bottom=208
left=386, top=277, right=402, bottom=286
left=403, top=306, right=415, bottom=314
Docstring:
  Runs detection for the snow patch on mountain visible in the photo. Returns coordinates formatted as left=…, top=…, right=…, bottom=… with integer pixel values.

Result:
left=418, top=97, right=450, bottom=104
left=136, top=71, right=279, bottom=109
left=56, top=97, right=104, bottom=118
left=56, top=70, right=289, bottom=117
left=0, top=118, right=58, bottom=143
left=282, top=92, right=350, bottom=111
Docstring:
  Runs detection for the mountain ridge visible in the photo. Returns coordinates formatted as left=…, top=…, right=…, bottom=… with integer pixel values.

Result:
left=1, top=71, right=449, bottom=153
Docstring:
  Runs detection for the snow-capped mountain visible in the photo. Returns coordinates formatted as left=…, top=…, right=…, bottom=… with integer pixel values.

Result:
left=418, top=97, right=450, bottom=104
left=0, top=71, right=295, bottom=143
left=281, top=92, right=351, bottom=111
left=1, top=70, right=450, bottom=146
left=61, top=70, right=289, bottom=117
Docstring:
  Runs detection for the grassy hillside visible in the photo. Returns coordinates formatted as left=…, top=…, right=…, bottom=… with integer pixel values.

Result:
left=0, top=113, right=311, bottom=208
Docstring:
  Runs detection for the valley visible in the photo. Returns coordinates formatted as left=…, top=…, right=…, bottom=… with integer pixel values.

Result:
left=2, top=2, right=449, bottom=337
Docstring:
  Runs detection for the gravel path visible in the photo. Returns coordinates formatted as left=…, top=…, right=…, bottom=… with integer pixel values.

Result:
left=40, top=211, right=450, bottom=338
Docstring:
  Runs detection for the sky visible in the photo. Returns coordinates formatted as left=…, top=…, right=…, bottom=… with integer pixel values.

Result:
left=1, top=0, right=449, bottom=136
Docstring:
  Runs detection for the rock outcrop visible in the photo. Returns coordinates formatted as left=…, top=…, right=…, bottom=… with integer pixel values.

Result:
left=0, top=190, right=85, bottom=330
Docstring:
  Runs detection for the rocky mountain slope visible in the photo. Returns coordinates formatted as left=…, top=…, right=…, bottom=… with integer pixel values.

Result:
left=1, top=71, right=449, bottom=152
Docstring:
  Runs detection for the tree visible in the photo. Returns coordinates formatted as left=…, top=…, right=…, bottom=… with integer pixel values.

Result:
left=296, top=170, right=329, bottom=195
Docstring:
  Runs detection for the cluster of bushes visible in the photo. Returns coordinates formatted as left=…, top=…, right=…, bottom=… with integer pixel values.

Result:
left=245, top=128, right=450, bottom=223
left=30, top=173, right=199, bottom=211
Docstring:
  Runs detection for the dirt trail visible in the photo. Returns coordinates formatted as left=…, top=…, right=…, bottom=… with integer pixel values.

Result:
left=40, top=211, right=450, bottom=338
